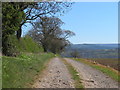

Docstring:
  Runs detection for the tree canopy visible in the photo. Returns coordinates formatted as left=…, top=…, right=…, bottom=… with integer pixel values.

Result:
left=2, top=2, right=74, bottom=56
left=2, top=2, right=26, bottom=55
left=28, top=17, right=75, bottom=53
left=13, top=2, right=72, bottom=39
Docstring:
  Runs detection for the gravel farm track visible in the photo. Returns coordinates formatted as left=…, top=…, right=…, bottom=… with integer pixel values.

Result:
left=32, top=57, right=119, bottom=88
left=32, top=58, right=74, bottom=88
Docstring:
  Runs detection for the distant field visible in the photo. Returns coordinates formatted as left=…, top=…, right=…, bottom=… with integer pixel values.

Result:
left=87, top=58, right=119, bottom=71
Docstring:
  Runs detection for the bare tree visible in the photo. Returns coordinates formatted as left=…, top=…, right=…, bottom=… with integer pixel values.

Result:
left=27, top=17, right=75, bottom=53
left=8, top=2, right=73, bottom=39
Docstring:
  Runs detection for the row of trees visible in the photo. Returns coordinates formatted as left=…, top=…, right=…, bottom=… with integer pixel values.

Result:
left=2, top=2, right=75, bottom=56
left=27, top=17, right=75, bottom=54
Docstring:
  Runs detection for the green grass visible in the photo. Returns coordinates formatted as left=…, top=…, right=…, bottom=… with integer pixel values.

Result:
left=2, top=53, right=54, bottom=88
left=18, top=35, right=43, bottom=53
left=62, top=59, right=84, bottom=88
left=0, top=56, right=2, bottom=89
left=73, top=58, right=120, bottom=82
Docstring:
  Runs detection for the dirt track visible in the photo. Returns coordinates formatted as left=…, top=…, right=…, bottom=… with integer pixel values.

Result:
left=32, top=58, right=74, bottom=88
left=65, top=58, right=119, bottom=88
left=33, top=57, right=119, bottom=88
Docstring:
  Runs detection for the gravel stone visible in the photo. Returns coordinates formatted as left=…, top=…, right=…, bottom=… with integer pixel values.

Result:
left=65, top=58, right=119, bottom=88
left=32, top=58, right=75, bottom=88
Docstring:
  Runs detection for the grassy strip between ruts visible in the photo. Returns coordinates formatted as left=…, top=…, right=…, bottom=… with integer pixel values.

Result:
left=73, top=58, right=120, bottom=82
left=62, top=58, right=84, bottom=88
left=2, top=53, right=54, bottom=88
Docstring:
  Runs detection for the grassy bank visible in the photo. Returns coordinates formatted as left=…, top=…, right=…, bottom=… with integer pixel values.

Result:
left=2, top=53, right=54, bottom=88
left=62, top=59, right=84, bottom=88
left=0, top=56, right=2, bottom=89
left=73, top=58, right=120, bottom=82
left=87, top=58, right=119, bottom=71
left=17, top=36, right=43, bottom=53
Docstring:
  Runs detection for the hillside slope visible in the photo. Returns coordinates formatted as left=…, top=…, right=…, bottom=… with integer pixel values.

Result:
left=61, top=44, right=118, bottom=58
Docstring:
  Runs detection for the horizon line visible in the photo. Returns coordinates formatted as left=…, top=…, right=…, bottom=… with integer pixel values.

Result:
left=71, top=43, right=119, bottom=44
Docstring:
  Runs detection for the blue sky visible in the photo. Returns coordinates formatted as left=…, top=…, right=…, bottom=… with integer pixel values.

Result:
left=60, top=2, right=118, bottom=44
left=22, top=2, right=118, bottom=44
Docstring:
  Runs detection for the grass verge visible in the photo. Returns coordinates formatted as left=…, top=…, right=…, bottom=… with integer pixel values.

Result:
left=2, top=53, right=54, bottom=88
left=0, top=56, right=2, bottom=89
left=62, top=59, right=84, bottom=88
left=73, top=58, right=120, bottom=82
left=87, top=58, right=119, bottom=71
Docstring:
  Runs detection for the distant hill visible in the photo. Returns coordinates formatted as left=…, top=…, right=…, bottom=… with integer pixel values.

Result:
left=61, top=44, right=118, bottom=58
left=66, top=44, right=118, bottom=50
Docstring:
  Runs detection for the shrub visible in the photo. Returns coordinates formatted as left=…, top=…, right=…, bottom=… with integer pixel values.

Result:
left=18, top=35, right=43, bottom=53
left=2, top=35, right=19, bottom=56
left=2, top=35, right=43, bottom=56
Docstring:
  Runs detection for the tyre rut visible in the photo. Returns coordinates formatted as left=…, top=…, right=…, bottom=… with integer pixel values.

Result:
left=32, top=58, right=74, bottom=88
left=65, top=58, right=119, bottom=88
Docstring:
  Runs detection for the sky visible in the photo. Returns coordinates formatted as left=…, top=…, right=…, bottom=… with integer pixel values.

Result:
left=59, top=2, right=118, bottom=44
left=22, top=2, right=118, bottom=44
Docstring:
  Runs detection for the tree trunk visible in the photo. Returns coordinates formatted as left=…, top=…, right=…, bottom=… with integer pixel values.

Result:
left=43, top=46, right=47, bottom=52
left=17, top=26, right=22, bottom=40
left=42, top=42, right=47, bottom=52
